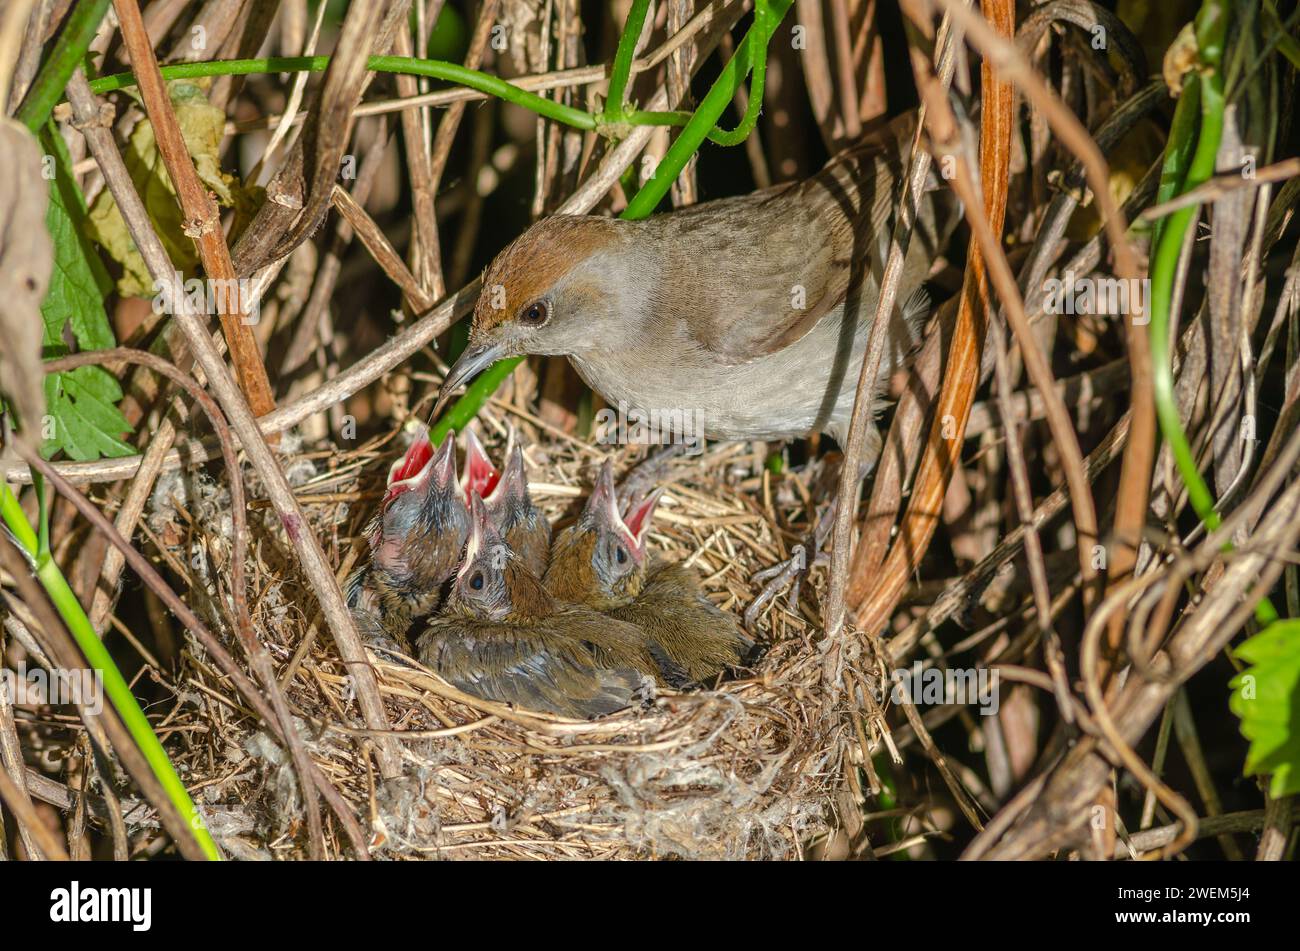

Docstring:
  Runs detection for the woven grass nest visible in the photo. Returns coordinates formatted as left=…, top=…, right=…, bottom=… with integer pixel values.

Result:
left=146, top=394, right=862, bottom=860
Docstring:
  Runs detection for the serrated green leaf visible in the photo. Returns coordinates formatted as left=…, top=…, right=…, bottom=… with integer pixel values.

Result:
left=69, top=360, right=125, bottom=402
left=1229, top=620, right=1300, bottom=798
left=41, top=366, right=133, bottom=461
left=62, top=369, right=129, bottom=431
left=40, top=124, right=115, bottom=351
left=37, top=127, right=132, bottom=462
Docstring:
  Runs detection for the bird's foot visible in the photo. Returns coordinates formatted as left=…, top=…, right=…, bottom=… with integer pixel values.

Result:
left=366, top=634, right=413, bottom=659
left=743, top=492, right=838, bottom=628
left=633, top=673, right=658, bottom=709
left=743, top=543, right=832, bottom=628
left=350, top=606, right=417, bottom=662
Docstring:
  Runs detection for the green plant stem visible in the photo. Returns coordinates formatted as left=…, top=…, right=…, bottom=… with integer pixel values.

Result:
left=621, top=0, right=777, bottom=145
left=89, top=55, right=598, bottom=130
left=16, top=0, right=112, bottom=132
left=1147, top=0, right=1275, bottom=625
left=708, top=0, right=775, bottom=146
left=624, top=0, right=791, bottom=219
left=430, top=356, right=522, bottom=446
left=87, top=52, right=770, bottom=144
left=0, top=483, right=38, bottom=552
left=603, top=0, right=652, bottom=122
left=1151, top=76, right=1201, bottom=251
left=34, top=475, right=49, bottom=558
left=0, top=482, right=220, bottom=859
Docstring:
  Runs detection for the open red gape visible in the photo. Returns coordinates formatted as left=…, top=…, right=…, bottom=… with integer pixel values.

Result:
left=383, top=431, right=435, bottom=504
left=462, top=430, right=501, bottom=502
left=620, top=488, right=663, bottom=552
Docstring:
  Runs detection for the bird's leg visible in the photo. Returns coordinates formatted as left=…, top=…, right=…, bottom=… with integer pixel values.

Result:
left=744, top=499, right=838, bottom=628
left=744, top=449, right=872, bottom=629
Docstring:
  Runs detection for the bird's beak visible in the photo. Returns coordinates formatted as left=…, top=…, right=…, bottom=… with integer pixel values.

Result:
left=621, top=488, right=664, bottom=554
left=485, top=439, right=528, bottom=510
left=462, top=429, right=500, bottom=502
left=433, top=341, right=508, bottom=420
left=383, top=428, right=435, bottom=504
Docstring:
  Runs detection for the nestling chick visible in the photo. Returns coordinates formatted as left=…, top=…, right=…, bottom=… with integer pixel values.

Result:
left=435, top=111, right=959, bottom=462
left=483, top=435, right=552, bottom=577
left=417, top=494, right=661, bottom=719
left=545, top=461, right=755, bottom=683
left=346, top=430, right=470, bottom=649
left=460, top=428, right=552, bottom=575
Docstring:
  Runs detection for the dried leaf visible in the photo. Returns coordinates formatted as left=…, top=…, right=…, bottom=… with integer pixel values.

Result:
left=0, top=119, right=53, bottom=436
left=87, top=80, right=250, bottom=297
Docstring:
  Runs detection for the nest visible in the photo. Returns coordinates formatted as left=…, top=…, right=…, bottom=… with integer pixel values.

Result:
left=146, top=395, right=864, bottom=859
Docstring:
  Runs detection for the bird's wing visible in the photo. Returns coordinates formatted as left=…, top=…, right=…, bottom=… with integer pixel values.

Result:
left=653, top=114, right=916, bottom=366
left=420, top=623, right=646, bottom=719
left=646, top=561, right=756, bottom=657
left=612, top=561, right=757, bottom=682
left=551, top=607, right=672, bottom=681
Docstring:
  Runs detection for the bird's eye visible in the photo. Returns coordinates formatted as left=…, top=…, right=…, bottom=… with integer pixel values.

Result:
left=520, top=300, right=548, bottom=324
left=469, top=571, right=485, bottom=591
left=615, top=545, right=628, bottom=565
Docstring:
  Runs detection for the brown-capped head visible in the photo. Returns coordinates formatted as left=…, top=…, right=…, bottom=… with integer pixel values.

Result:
left=432, top=215, right=638, bottom=418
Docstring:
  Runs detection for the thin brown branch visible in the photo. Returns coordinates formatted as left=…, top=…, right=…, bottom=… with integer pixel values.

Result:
left=828, top=8, right=962, bottom=641
left=1138, top=157, right=1300, bottom=221
left=15, top=419, right=369, bottom=859
left=112, top=0, right=276, bottom=419
left=4, top=82, right=717, bottom=489
left=41, top=348, right=328, bottom=858
left=0, top=535, right=211, bottom=860
left=0, top=752, right=69, bottom=861
left=331, top=183, right=435, bottom=310
left=392, top=22, right=443, bottom=299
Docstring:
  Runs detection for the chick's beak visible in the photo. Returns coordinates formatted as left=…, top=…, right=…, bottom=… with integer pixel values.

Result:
left=621, top=488, right=664, bottom=554
left=384, top=428, right=435, bottom=504
left=462, top=429, right=500, bottom=502
left=432, top=341, right=508, bottom=420
left=585, top=459, right=620, bottom=526
left=457, top=492, right=490, bottom=581
left=583, top=460, right=645, bottom=558
left=485, top=440, right=528, bottom=510
left=430, top=429, right=460, bottom=492
left=414, top=431, right=471, bottom=539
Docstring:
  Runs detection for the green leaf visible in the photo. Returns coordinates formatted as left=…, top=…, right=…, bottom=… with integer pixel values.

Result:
left=1263, top=1, right=1300, bottom=72
left=38, top=123, right=133, bottom=461
left=40, top=124, right=115, bottom=350
left=42, top=367, right=133, bottom=461
left=1229, top=619, right=1300, bottom=798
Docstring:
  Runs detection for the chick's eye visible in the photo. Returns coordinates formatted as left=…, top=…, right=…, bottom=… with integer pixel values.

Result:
left=520, top=300, right=548, bottom=324
left=469, top=571, right=485, bottom=591
left=615, top=545, right=627, bottom=565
